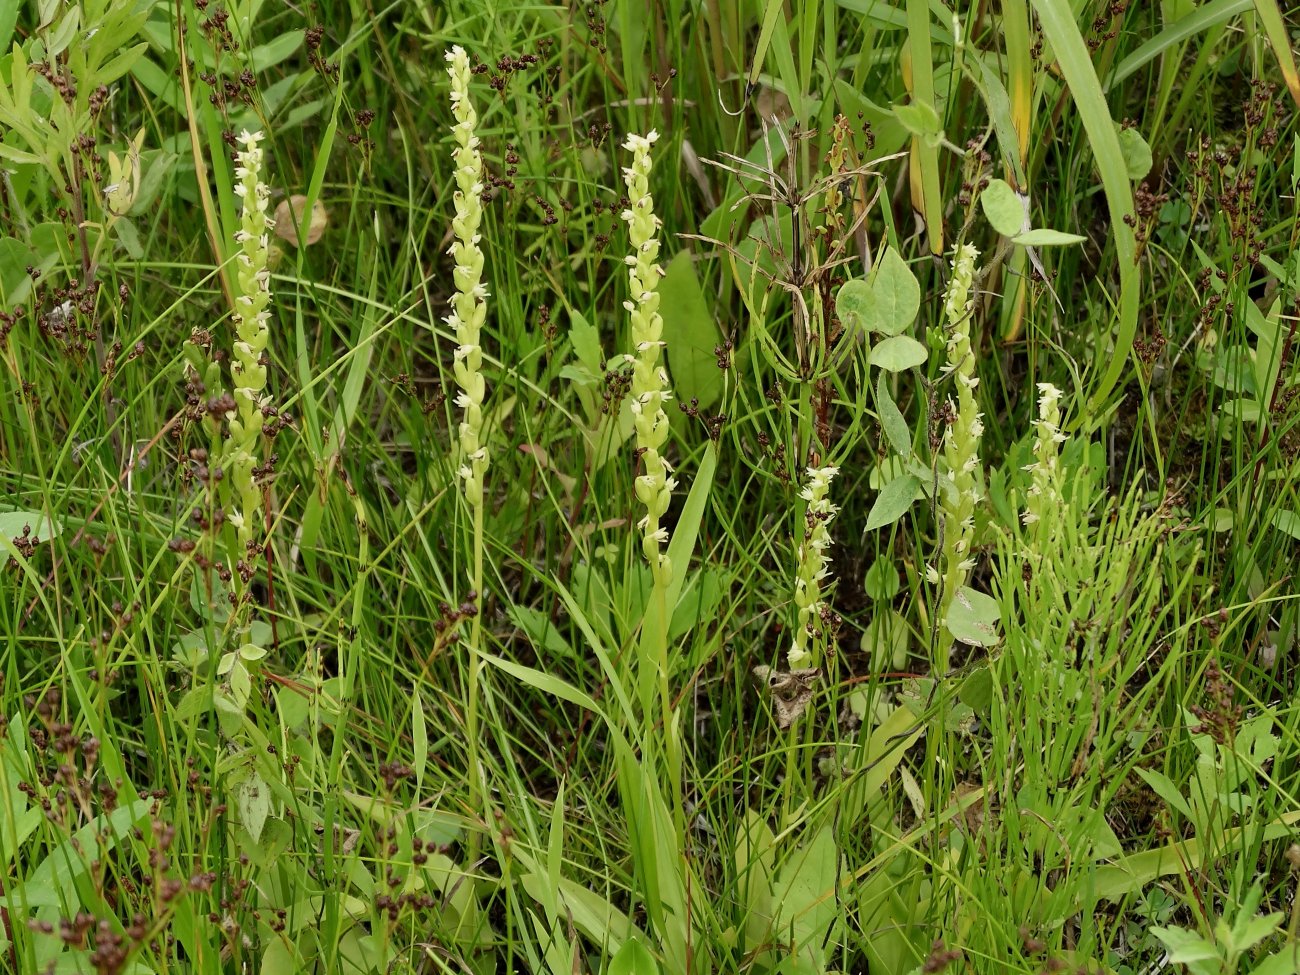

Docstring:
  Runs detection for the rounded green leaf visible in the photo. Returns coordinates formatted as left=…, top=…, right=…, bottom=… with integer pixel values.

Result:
left=838, top=247, right=920, bottom=337
left=870, top=335, right=929, bottom=372
left=945, top=586, right=1001, bottom=647
left=835, top=278, right=871, bottom=334
left=867, top=247, right=921, bottom=336
left=981, top=178, right=1025, bottom=236
left=1117, top=124, right=1153, bottom=180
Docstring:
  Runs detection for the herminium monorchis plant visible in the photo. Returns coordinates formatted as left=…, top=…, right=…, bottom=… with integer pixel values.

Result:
left=619, top=130, right=685, bottom=824
left=621, top=130, right=677, bottom=589
left=213, top=129, right=276, bottom=841
left=224, top=129, right=273, bottom=556
left=788, top=465, right=840, bottom=670
left=445, top=44, right=490, bottom=856
left=932, top=243, right=982, bottom=669
left=1022, top=382, right=1067, bottom=548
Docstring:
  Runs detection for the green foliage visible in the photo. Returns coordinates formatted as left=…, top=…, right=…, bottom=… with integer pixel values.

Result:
left=1, top=0, right=1298, bottom=973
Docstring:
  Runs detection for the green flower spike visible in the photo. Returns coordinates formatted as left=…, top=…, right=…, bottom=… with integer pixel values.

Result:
left=621, top=130, right=676, bottom=587
left=789, top=465, right=840, bottom=670
left=446, top=45, right=490, bottom=505
left=225, top=129, right=273, bottom=547
left=931, top=243, right=983, bottom=651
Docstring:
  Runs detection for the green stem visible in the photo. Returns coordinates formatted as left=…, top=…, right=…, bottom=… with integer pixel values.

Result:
left=654, top=578, right=684, bottom=839
left=466, top=490, right=485, bottom=866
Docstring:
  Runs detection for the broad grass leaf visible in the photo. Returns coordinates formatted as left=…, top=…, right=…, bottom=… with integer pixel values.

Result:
left=412, top=688, right=427, bottom=793
left=945, top=587, right=1001, bottom=647
left=1029, top=0, right=1139, bottom=411
left=660, top=250, right=723, bottom=409
left=608, top=937, right=660, bottom=975
left=735, top=809, right=777, bottom=951
left=774, top=826, right=839, bottom=972
left=981, top=178, right=1025, bottom=236
left=860, top=608, right=910, bottom=671
left=870, top=335, right=928, bottom=372
left=861, top=691, right=925, bottom=795
left=1094, top=809, right=1300, bottom=901
left=865, top=473, right=921, bottom=531
left=519, top=874, right=641, bottom=954
left=249, top=30, right=305, bottom=70
left=1220, top=398, right=1262, bottom=424
left=0, top=3, right=16, bottom=50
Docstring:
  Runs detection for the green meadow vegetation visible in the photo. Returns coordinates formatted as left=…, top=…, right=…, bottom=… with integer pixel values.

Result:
left=1, top=0, right=1299, bottom=972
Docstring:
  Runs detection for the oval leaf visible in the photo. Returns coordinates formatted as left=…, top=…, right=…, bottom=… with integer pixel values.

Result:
left=835, top=278, right=871, bottom=335
left=870, top=334, right=929, bottom=372
left=945, top=586, right=1002, bottom=647
left=981, top=178, right=1026, bottom=236
left=1272, top=509, right=1300, bottom=541
left=863, top=557, right=901, bottom=601
left=660, top=250, right=723, bottom=409
left=866, top=247, right=921, bottom=336
left=839, top=247, right=921, bottom=337
left=875, top=373, right=912, bottom=456
left=1013, top=228, right=1088, bottom=246
left=865, top=473, right=921, bottom=531
left=1117, top=124, right=1153, bottom=180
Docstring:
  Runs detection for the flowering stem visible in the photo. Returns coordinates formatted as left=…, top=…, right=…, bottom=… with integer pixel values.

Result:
left=446, top=45, right=490, bottom=861
left=933, top=243, right=982, bottom=673
left=621, top=131, right=684, bottom=835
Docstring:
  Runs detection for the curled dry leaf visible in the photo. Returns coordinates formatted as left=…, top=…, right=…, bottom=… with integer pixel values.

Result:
left=273, top=194, right=328, bottom=246
left=752, top=665, right=820, bottom=729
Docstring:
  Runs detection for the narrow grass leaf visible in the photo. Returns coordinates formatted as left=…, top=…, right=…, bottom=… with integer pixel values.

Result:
left=1251, top=0, right=1300, bottom=108
left=1028, top=0, right=1139, bottom=412
left=1107, top=0, right=1252, bottom=90
left=411, top=688, right=427, bottom=794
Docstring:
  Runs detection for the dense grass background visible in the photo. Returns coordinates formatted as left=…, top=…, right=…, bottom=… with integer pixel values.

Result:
left=1, top=1, right=1298, bottom=973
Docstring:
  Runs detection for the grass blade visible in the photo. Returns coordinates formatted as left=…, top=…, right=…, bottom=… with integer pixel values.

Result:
left=1028, top=0, right=1139, bottom=413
